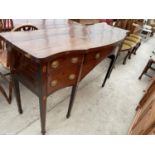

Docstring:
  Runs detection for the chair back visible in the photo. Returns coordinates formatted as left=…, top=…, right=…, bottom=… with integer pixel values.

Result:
left=0, top=24, right=38, bottom=68
left=0, top=19, right=14, bottom=32
left=13, top=24, right=38, bottom=32
left=114, top=19, right=137, bottom=33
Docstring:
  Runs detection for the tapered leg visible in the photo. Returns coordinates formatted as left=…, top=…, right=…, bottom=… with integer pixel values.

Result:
left=39, top=96, right=47, bottom=135
left=12, top=76, right=23, bottom=114
left=66, top=85, right=78, bottom=119
left=8, top=81, right=12, bottom=104
left=123, top=50, right=131, bottom=65
left=102, top=56, right=115, bottom=87
left=139, top=60, right=152, bottom=80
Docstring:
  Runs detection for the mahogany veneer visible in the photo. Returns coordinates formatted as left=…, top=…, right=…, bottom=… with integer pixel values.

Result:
left=0, top=20, right=127, bottom=134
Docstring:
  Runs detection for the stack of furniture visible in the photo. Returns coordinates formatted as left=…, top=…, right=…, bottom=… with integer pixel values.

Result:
left=129, top=78, right=155, bottom=134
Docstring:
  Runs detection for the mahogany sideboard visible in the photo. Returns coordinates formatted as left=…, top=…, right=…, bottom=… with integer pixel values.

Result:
left=0, top=20, right=127, bottom=134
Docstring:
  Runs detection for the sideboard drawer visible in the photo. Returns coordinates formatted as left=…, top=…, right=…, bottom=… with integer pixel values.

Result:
left=47, top=53, right=84, bottom=95
left=81, top=46, right=115, bottom=79
left=48, top=54, right=83, bottom=74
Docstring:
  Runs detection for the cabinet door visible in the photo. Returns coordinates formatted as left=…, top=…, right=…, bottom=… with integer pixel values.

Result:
left=129, top=99, right=155, bottom=135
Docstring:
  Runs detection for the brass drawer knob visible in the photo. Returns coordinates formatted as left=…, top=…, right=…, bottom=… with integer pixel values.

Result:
left=95, top=53, right=100, bottom=59
left=51, top=80, right=58, bottom=87
left=69, top=74, right=76, bottom=80
left=71, top=57, right=78, bottom=64
left=51, top=61, right=59, bottom=68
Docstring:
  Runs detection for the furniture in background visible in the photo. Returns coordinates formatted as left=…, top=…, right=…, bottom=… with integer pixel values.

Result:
left=129, top=78, right=155, bottom=134
left=114, top=20, right=142, bottom=64
left=140, top=25, right=152, bottom=40
left=101, top=34, right=141, bottom=87
left=0, top=19, right=14, bottom=32
left=0, top=21, right=127, bottom=134
left=139, top=55, right=155, bottom=79
left=12, top=24, right=38, bottom=31
left=0, top=19, right=14, bottom=103
left=146, top=19, right=155, bottom=36
left=101, top=20, right=142, bottom=87
left=70, top=19, right=100, bottom=25
left=0, top=23, right=38, bottom=104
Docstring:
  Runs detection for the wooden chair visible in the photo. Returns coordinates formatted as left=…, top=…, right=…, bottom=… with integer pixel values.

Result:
left=0, top=24, right=38, bottom=104
left=12, top=24, right=38, bottom=32
left=139, top=55, right=155, bottom=80
left=114, top=20, right=142, bottom=64
left=0, top=19, right=14, bottom=103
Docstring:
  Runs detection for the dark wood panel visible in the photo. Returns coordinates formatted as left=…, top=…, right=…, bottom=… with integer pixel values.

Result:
left=81, top=45, right=116, bottom=79
left=11, top=48, right=40, bottom=95
left=0, top=22, right=127, bottom=61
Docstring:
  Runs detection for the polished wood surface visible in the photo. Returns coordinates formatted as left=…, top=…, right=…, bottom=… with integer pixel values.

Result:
left=1, top=22, right=127, bottom=60
left=0, top=20, right=127, bottom=134
left=129, top=78, right=155, bottom=135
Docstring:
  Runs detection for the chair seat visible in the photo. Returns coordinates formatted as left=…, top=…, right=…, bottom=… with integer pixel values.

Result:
left=125, top=36, right=141, bottom=44
left=121, top=43, right=131, bottom=51
left=123, top=40, right=137, bottom=48
left=129, top=34, right=142, bottom=40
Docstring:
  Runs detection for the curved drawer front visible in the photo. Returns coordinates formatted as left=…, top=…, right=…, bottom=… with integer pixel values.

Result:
left=47, top=53, right=84, bottom=95
left=81, top=45, right=116, bottom=80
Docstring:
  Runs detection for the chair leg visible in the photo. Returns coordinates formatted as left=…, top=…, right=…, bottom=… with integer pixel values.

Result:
left=123, top=50, right=131, bottom=65
left=133, top=43, right=141, bottom=55
left=0, top=83, right=10, bottom=103
left=66, top=85, right=78, bottom=119
left=128, top=49, right=134, bottom=59
left=139, top=60, right=152, bottom=80
left=8, top=81, right=12, bottom=104
left=101, top=55, right=115, bottom=87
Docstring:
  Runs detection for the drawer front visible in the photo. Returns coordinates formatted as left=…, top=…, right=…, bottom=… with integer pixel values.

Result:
left=48, top=55, right=83, bottom=74
left=81, top=45, right=115, bottom=79
left=47, top=54, right=84, bottom=95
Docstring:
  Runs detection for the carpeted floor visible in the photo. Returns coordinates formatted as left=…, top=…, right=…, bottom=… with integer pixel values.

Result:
left=0, top=36, right=155, bottom=135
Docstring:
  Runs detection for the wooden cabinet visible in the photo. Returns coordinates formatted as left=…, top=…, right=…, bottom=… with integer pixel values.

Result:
left=129, top=78, right=155, bottom=135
